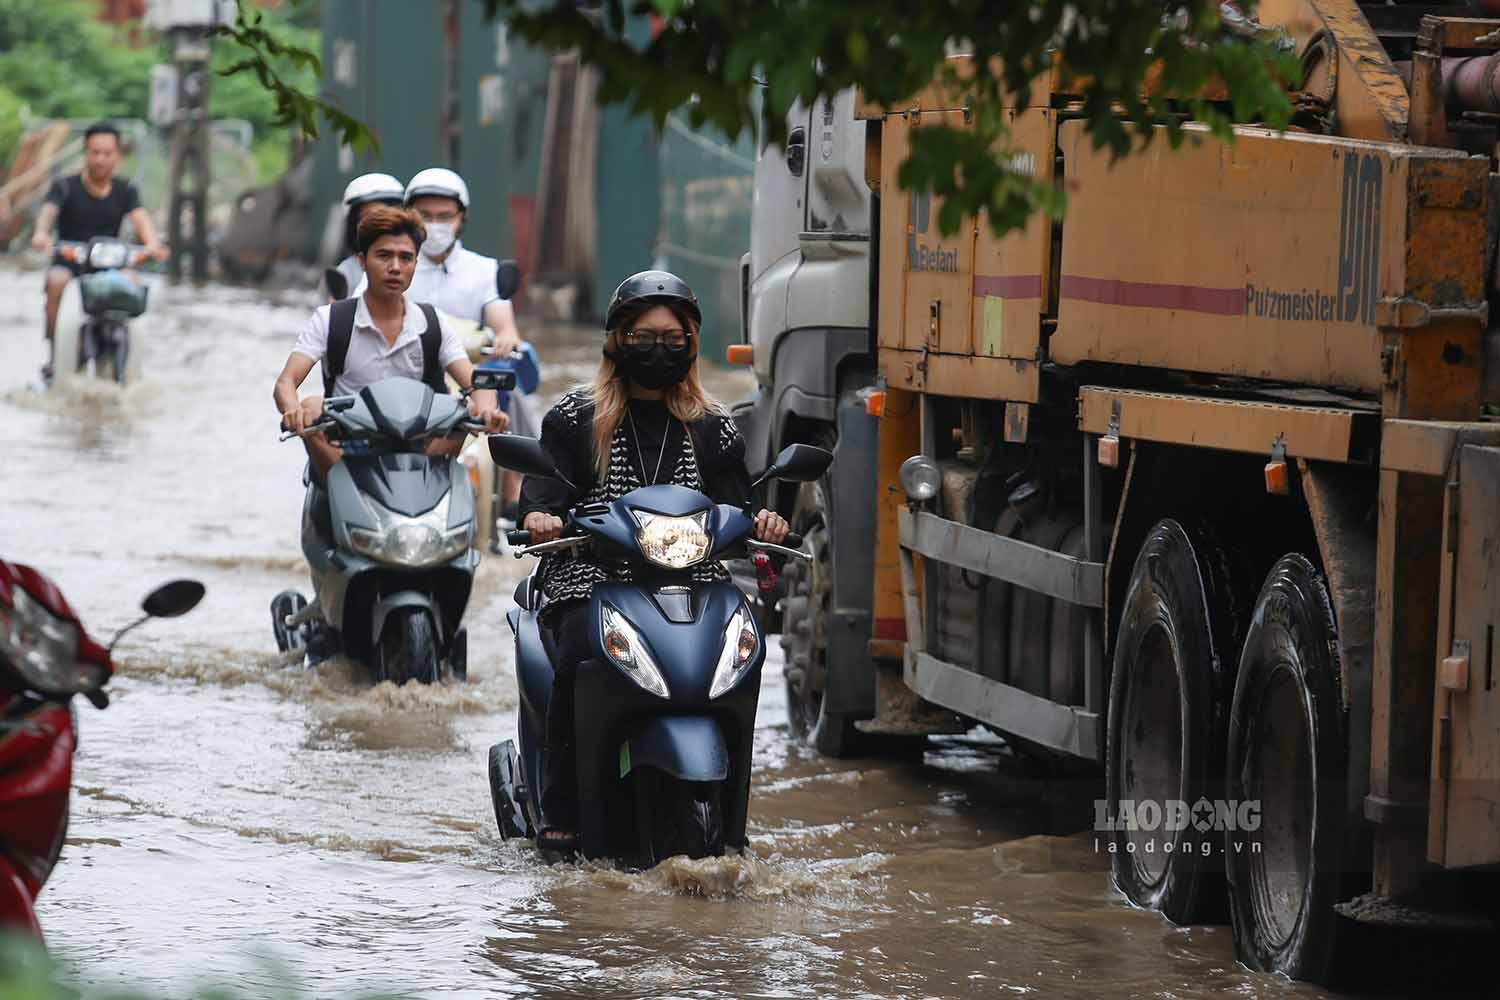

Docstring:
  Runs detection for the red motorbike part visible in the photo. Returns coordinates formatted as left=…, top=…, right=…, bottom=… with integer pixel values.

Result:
left=0, top=699, right=74, bottom=940
left=751, top=551, right=777, bottom=593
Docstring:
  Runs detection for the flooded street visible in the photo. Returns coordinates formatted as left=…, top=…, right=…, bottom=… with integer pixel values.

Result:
left=0, top=264, right=1331, bottom=999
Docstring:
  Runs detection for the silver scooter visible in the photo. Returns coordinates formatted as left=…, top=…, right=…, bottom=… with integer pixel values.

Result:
left=270, top=370, right=513, bottom=683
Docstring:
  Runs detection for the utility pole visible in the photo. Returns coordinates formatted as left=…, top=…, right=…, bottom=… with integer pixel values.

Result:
left=441, top=0, right=462, bottom=167
left=146, top=1, right=233, bottom=283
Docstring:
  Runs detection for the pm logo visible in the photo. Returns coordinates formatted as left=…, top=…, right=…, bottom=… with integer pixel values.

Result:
left=907, top=190, right=958, bottom=273
left=1336, top=153, right=1381, bottom=325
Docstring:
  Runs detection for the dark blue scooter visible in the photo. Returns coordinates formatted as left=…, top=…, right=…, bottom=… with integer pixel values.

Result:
left=485, top=435, right=831, bottom=864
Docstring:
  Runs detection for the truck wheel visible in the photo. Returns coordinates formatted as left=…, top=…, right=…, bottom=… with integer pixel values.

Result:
left=1226, top=554, right=1352, bottom=984
left=1106, top=519, right=1247, bottom=924
left=782, top=475, right=862, bottom=757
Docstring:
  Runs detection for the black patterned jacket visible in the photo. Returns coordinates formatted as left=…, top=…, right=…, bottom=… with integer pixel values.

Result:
left=517, top=389, right=752, bottom=620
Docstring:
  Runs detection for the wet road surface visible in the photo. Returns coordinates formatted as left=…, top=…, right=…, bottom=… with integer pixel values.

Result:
left=0, top=264, right=1332, bottom=998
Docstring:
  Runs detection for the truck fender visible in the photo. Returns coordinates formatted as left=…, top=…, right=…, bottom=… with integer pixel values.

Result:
left=620, top=715, right=729, bottom=782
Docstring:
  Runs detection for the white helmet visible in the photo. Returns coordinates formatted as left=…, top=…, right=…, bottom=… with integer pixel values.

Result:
left=341, top=172, right=404, bottom=210
left=405, top=167, right=470, bottom=210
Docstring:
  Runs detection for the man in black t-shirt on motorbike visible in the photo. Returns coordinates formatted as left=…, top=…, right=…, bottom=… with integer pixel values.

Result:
left=29, top=122, right=168, bottom=381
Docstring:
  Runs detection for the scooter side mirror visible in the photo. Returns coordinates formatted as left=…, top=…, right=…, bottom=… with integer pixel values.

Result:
left=496, top=259, right=521, bottom=301
left=488, top=434, right=575, bottom=490
left=471, top=368, right=517, bottom=393
left=324, top=267, right=349, bottom=301
left=750, top=443, right=833, bottom=488
left=141, top=579, right=205, bottom=619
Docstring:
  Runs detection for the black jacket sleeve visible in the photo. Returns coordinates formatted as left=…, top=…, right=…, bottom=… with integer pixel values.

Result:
left=700, top=414, right=753, bottom=508
left=518, top=392, right=594, bottom=520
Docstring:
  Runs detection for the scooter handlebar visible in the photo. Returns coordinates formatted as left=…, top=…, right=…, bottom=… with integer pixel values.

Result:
left=506, top=529, right=529, bottom=546
left=748, top=538, right=812, bottom=562
left=783, top=531, right=804, bottom=549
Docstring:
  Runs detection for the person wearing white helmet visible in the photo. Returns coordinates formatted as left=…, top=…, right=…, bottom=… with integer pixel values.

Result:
left=326, top=173, right=405, bottom=301
left=394, top=166, right=532, bottom=514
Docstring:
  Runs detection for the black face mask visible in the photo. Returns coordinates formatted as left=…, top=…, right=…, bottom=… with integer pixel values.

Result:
left=609, top=344, right=695, bottom=390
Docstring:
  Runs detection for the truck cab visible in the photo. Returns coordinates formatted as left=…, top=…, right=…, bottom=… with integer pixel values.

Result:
left=731, top=91, right=884, bottom=754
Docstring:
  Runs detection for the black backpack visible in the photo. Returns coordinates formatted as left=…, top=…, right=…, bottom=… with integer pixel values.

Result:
left=322, top=298, right=449, bottom=398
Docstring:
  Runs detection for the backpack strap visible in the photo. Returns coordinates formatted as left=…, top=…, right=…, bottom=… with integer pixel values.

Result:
left=417, top=302, right=449, bottom=395
left=323, top=298, right=359, bottom=398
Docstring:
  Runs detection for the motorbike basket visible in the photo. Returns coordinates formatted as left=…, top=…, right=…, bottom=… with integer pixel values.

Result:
left=79, top=270, right=149, bottom=317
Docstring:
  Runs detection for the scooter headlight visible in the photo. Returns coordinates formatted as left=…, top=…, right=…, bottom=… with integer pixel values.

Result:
left=88, top=241, right=129, bottom=270
left=0, top=588, right=106, bottom=695
left=599, top=604, right=669, bottom=698
left=709, top=605, right=759, bottom=699
left=631, top=510, right=711, bottom=569
left=348, top=495, right=471, bottom=567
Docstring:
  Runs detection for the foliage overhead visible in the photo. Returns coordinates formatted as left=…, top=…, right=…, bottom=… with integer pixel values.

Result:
left=213, top=0, right=1298, bottom=236
left=212, top=0, right=372, bottom=156
left=481, top=0, right=1299, bottom=234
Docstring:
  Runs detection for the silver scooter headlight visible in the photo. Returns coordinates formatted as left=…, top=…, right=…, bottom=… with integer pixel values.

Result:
left=88, top=241, right=129, bottom=270
left=348, top=494, right=471, bottom=567
left=708, top=605, right=759, bottom=699
left=599, top=604, right=670, bottom=698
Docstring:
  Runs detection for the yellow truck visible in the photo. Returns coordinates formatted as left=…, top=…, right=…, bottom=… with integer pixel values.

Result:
left=736, top=1, right=1500, bottom=984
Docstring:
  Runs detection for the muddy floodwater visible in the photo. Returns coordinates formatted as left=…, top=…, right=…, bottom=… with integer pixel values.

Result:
left=0, top=264, right=1332, bottom=998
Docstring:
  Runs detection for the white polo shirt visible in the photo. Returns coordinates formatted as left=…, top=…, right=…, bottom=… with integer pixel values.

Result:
left=293, top=291, right=467, bottom=397
left=352, top=240, right=503, bottom=324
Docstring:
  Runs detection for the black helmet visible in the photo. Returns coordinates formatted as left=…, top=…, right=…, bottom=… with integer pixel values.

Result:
left=604, top=270, right=702, bottom=332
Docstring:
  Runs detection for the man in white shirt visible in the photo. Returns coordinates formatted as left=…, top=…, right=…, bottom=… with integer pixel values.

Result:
left=396, top=167, right=534, bottom=515
left=273, top=206, right=507, bottom=481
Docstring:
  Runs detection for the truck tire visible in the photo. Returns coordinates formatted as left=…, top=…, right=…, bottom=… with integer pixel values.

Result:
left=782, top=472, right=862, bottom=758
left=1226, top=553, right=1353, bottom=985
left=1106, top=519, right=1248, bottom=924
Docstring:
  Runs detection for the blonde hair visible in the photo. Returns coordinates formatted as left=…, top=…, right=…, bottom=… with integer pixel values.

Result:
left=587, top=319, right=721, bottom=482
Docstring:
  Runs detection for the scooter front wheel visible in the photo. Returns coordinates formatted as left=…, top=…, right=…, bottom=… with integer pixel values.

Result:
left=377, top=608, right=439, bottom=685
left=633, top=770, right=724, bottom=866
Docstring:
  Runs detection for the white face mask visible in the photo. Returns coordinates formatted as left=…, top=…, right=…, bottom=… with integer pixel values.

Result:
left=421, top=222, right=457, bottom=258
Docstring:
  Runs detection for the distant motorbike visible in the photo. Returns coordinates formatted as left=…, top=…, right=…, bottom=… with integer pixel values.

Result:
left=270, top=370, right=515, bottom=684
left=485, top=435, right=831, bottom=864
left=0, top=561, right=202, bottom=943
left=51, top=237, right=152, bottom=386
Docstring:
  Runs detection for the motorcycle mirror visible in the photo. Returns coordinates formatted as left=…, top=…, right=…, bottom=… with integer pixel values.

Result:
left=142, top=579, right=205, bottom=619
left=496, top=259, right=521, bottom=301
left=324, top=267, right=349, bottom=301
left=325, top=395, right=358, bottom=413
left=109, top=579, right=205, bottom=656
left=471, top=368, right=517, bottom=393
left=751, top=443, right=833, bottom=488
left=487, top=434, right=575, bottom=490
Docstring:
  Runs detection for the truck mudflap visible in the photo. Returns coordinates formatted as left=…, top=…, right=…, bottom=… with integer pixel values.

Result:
left=1429, top=442, right=1500, bottom=868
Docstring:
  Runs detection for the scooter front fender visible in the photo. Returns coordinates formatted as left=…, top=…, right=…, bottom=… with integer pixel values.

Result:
left=621, top=715, right=728, bottom=782
left=369, top=590, right=441, bottom=649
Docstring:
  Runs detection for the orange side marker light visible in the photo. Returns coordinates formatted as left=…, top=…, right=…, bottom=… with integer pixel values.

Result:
left=1097, top=435, right=1120, bottom=468
left=726, top=344, right=754, bottom=365
left=866, top=390, right=886, bottom=418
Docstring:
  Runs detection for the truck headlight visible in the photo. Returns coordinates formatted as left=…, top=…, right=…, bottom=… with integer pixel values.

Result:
left=0, top=588, right=105, bottom=695
left=708, top=605, right=759, bottom=699
left=899, top=455, right=940, bottom=501
left=632, top=510, right=711, bottom=569
left=600, top=604, right=669, bottom=698
left=349, top=495, right=470, bottom=567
